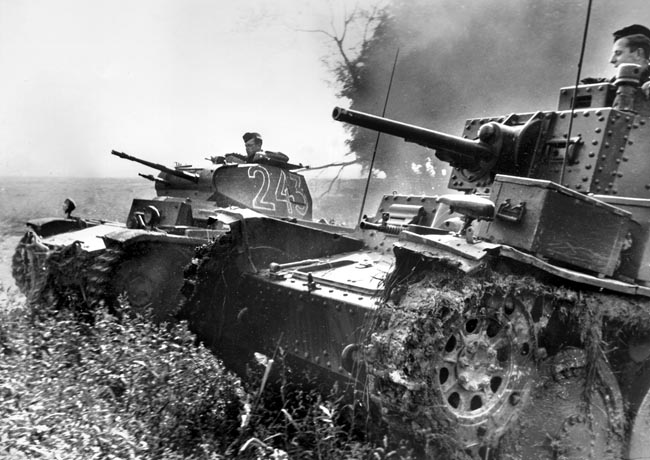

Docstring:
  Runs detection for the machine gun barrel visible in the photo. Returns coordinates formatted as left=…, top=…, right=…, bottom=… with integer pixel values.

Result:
left=332, top=107, right=494, bottom=168
left=111, top=150, right=199, bottom=183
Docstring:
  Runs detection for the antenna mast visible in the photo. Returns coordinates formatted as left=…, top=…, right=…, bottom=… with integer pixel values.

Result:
left=356, top=48, right=400, bottom=226
left=561, top=0, right=594, bottom=185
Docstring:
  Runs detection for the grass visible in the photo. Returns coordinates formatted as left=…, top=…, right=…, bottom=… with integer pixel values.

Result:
left=0, top=282, right=412, bottom=460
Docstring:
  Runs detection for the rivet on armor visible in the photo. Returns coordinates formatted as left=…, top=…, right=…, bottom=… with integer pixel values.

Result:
left=326, top=361, right=331, bottom=367
left=573, top=113, right=578, bottom=118
left=588, top=152, right=595, bottom=157
left=314, top=356, right=320, bottom=363
left=641, top=119, right=646, bottom=125
left=598, top=117, right=605, bottom=122
left=616, top=159, right=621, bottom=164
left=617, top=172, right=623, bottom=177
left=576, top=184, right=582, bottom=189
left=604, top=142, right=610, bottom=148
left=585, top=164, right=592, bottom=170
left=583, top=111, right=590, bottom=117
left=613, top=189, right=619, bottom=194
left=629, top=140, right=634, bottom=145
left=585, top=87, right=592, bottom=93
left=598, top=85, right=604, bottom=91
left=582, top=177, right=588, bottom=182
left=591, top=140, right=598, bottom=145
left=598, top=167, right=603, bottom=172
left=620, top=147, right=625, bottom=152
left=645, top=184, right=650, bottom=190
left=594, top=179, right=599, bottom=184
left=626, top=116, right=631, bottom=122
left=594, top=127, right=601, bottom=133
left=595, top=110, right=602, bottom=116
left=560, top=113, right=566, bottom=119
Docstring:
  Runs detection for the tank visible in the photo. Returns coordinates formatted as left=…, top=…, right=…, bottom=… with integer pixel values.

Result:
left=181, top=63, right=650, bottom=458
left=12, top=149, right=314, bottom=321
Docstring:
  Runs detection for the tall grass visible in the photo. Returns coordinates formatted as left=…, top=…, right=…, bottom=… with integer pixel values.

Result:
left=0, top=283, right=410, bottom=459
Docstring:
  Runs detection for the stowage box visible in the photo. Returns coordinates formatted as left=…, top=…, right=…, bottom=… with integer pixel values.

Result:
left=477, top=174, right=632, bottom=276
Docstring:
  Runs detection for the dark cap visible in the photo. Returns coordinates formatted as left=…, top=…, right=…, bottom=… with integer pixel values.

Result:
left=242, top=132, right=262, bottom=143
left=613, top=24, right=650, bottom=41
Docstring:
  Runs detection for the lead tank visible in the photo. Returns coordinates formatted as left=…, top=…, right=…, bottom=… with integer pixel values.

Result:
left=12, top=149, right=313, bottom=320
left=181, top=63, right=650, bottom=458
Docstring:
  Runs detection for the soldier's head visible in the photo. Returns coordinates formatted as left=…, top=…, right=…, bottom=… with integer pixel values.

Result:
left=243, top=132, right=263, bottom=157
left=611, top=24, right=650, bottom=71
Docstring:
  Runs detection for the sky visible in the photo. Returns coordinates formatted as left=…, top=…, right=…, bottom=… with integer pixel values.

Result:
left=0, top=0, right=377, bottom=177
left=0, top=0, right=647, bottom=178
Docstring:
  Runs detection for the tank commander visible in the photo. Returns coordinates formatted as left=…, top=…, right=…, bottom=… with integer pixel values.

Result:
left=610, top=24, right=650, bottom=81
left=583, top=24, right=650, bottom=94
left=209, top=131, right=265, bottom=164
left=242, top=132, right=265, bottom=162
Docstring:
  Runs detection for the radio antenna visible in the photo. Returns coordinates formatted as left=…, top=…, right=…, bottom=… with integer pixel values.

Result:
left=561, top=0, right=593, bottom=185
left=357, top=48, right=400, bottom=226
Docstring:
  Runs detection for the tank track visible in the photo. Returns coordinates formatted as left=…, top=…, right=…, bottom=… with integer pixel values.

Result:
left=11, top=231, right=50, bottom=302
left=84, top=246, right=125, bottom=310
left=85, top=241, right=195, bottom=323
left=366, top=252, right=650, bottom=458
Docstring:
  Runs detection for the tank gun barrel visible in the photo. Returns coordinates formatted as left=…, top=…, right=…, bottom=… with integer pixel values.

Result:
left=332, top=107, right=495, bottom=170
left=111, top=150, right=199, bottom=183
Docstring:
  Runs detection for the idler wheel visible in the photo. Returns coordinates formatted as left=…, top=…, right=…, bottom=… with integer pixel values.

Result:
left=498, top=348, right=624, bottom=459
left=432, top=293, right=539, bottom=456
left=11, top=231, right=49, bottom=300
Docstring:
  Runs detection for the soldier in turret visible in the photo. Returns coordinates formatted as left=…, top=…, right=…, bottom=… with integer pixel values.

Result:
left=209, top=131, right=265, bottom=164
left=610, top=24, right=650, bottom=82
left=242, top=132, right=265, bottom=162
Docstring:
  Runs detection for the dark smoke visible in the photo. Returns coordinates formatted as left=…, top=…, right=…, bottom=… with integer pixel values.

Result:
left=347, top=0, right=647, bottom=205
